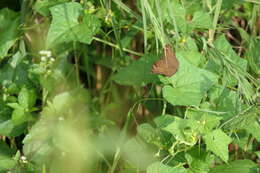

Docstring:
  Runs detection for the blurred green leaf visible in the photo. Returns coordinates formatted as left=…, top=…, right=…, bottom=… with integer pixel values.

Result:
left=18, top=87, right=37, bottom=109
left=0, top=119, right=26, bottom=137
left=0, top=141, right=16, bottom=171
left=0, top=8, right=20, bottom=59
left=203, top=129, right=232, bottom=162
left=12, top=108, right=33, bottom=125
left=147, top=162, right=187, bottom=173
left=209, top=159, right=258, bottom=173
left=190, top=11, right=212, bottom=29
left=123, top=137, right=156, bottom=170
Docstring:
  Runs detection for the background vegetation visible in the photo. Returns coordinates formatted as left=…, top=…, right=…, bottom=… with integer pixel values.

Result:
left=0, top=0, right=259, bottom=172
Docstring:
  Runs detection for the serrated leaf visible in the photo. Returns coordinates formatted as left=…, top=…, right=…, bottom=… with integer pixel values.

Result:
left=203, top=129, right=232, bottom=162
left=46, top=2, right=83, bottom=47
left=162, top=53, right=218, bottom=106
left=113, top=54, right=159, bottom=86
left=46, top=2, right=100, bottom=47
left=163, top=117, right=198, bottom=145
left=147, top=162, right=187, bottom=173
left=63, top=13, right=101, bottom=44
left=186, top=109, right=222, bottom=134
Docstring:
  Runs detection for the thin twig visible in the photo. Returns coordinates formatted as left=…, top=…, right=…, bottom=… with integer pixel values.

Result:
left=93, top=37, right=144, bottom=56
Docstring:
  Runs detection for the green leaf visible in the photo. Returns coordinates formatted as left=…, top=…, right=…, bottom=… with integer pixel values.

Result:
left=203, top=129, right=232, bottom=162
left=185, top=147, right=214, bottom=173
left=245, top=39, right=260, bottom=75
left=12, top=108, right=33, bottom=125
left=63, top=13, right=101, bottom=44
left=137, top=123, right=170, bottom=148
left=163, top=117, right=198, bottom=145
left=209, top=159, right=258, bottom=173
left=0, top=102, right=26, bottom=137
left=190, top=11, right=212, bottom=29
left=0, top=141, right=16, bottom=171
left=186, top=109, right=222, bottom=134
left=46, top=2, right=83, bottom=47
left=113, top=53, right=159, bottom=86
left=243, top=120, right=260, bottom=142
left=0, top=8, right=20, bottom=59
left=147, top=162, right=187, bottom=173
left=33, top=0, right=69, bottom=16
left=123, top=137, right=155, bottom=170
left=0, top=119, right=26, bottom=137
left=255, top=151, right=260, bottom=158
left=214, top=35, right=247, bottom=72
left=0, top=141, right=16, bottom=159
left=18, top=87, right=37, bottom=109
left=162, top=52, right=218, bottom=106
left=154, top=114, right=175, bottom=128
left=180, top=50, right=205, bottom=67
left=46, top=2, right=100, bottom=47
left=208, top=85, right=240, bottom=120
left=0, top=159, right=16, bottom=172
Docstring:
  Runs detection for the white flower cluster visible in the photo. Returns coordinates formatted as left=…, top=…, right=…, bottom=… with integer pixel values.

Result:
left=20, top=155, right=28, bottom=164
left=37, top=50, right=55, bottom=76
left=39, top=50, right=55, bottom=62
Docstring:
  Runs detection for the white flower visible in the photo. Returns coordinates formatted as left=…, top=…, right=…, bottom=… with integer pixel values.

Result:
left=39, top=50, right=45, bottom=55
left=50, top=58, right=55, bottom=62
left=41, top=56, right=46, bottom=61
left=46, top=51, right=52, bottom=58
left=20, top=156, right=28, bottom=164
left=58, top=117, right=64, bottom=121
left=39, top=50, right=52, bottom=57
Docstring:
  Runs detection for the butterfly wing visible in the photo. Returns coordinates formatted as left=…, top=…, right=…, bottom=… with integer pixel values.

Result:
left=151, top=45, right=179, bottom=77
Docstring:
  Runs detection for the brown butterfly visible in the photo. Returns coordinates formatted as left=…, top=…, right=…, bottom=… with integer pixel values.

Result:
left=151, top=44, right=179, bottom=77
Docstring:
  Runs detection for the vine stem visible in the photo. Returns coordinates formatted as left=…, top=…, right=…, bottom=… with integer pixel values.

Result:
left=93, top=37, right=144, bottom=56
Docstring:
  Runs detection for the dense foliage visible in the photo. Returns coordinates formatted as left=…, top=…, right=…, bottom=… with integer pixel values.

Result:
left=0, top=0, right=259, bottom=172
